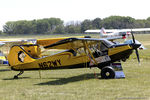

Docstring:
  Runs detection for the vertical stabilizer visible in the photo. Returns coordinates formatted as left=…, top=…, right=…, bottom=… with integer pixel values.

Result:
left=100, top=27, right=106, bottom=37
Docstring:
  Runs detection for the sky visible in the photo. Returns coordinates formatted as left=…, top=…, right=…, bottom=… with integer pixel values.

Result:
left=0, top=0, right=150, bottom=30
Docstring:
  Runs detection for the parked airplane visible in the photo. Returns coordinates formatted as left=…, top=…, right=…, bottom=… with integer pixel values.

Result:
left=85, top=27, right=149, bottom=49
left=85, top=27, right=150, bottom=39
left=7, top=32, right=141, bottom=79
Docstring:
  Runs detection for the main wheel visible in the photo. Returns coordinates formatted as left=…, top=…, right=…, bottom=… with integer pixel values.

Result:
left=101, top=66, right=115, bottom=79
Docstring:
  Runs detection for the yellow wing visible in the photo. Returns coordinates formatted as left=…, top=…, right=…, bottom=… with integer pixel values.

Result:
left=44, top=38, right=106, bottom=50
left=37, top=36, right=90, bottom=46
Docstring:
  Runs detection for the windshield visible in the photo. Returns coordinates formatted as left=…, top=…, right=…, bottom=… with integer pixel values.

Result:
left=102, top=39, right=114, bottom=47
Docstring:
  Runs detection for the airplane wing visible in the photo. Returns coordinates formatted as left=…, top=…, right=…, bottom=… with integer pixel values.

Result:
left=85, top=29, right=114, bottom=33
left=0, top=36, right=91, bottom=47
left=85, top=28, right=150, bottom=33
left=126, top=28, right=150, bottom=32
left=108, top=28, right=150, bottom=32
left=37, top=36, right=91, bottom=46
left=104, top=36, right=122, bottom=41
left=0, top=39, right=28, bottom=47
left=44, top=38, right=110, bottom=50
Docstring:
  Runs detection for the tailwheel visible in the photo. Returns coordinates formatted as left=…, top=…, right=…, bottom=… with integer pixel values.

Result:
left=14, top=71, right=24, bottom=79
left=101, top=66, right=115, bottom=79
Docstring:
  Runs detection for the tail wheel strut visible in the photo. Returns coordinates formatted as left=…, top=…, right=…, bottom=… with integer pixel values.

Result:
left=14, top=71, right=24, bottom=79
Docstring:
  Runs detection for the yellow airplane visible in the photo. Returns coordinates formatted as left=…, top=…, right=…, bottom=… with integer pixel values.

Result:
left=7, top=33, right=141, bottom=79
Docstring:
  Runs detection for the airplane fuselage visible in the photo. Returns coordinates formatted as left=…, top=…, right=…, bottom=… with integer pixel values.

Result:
left=8, top=43, right=140, bottom=71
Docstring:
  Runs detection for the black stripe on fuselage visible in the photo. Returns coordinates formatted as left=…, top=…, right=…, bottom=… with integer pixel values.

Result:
left=11, top=62, right=91, bottom=71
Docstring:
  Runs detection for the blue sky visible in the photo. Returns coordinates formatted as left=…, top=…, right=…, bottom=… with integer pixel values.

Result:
left=0, top=0, right=150, bottom=30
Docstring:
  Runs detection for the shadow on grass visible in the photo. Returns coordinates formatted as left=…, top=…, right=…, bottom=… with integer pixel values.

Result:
left=35, top=73, right=100, bottom=85
left=0, top=69, right=11, bottom=72
left=2, top=77, right=30, bottom=80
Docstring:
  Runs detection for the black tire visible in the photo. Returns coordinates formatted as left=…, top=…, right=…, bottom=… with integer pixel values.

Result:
left=14, top=75, right=18, bottom=79
left=101, top=66, right=115, bottom=79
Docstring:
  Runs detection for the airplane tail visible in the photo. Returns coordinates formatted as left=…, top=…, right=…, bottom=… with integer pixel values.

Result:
left=7, top=44, right=41, bottom=69
left=100, top=27, right=107, bottom=37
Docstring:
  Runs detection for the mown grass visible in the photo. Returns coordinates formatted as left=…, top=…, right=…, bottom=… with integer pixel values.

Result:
left=1, top=61, right=150, bottom=100
left=0, top=34, right=150, bottom=100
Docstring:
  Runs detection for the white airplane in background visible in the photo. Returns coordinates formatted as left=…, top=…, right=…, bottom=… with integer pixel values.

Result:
left=85, top=27, right=150, bottom=39
left=85, top=27, right=150, bottom=50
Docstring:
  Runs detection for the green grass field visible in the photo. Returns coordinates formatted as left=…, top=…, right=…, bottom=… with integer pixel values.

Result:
left=0, top=34, right=150, bottom=100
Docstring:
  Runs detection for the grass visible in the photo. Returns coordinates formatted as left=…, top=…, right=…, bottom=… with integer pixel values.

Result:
left=0, top=34, right=150, bottom=100
left=1, top=61, right=150, bottom=100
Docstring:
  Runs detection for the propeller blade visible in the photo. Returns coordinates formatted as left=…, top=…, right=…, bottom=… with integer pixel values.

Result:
left=131, top=29, right=135, bottom=43
left=131, top=29, right=140, bottom=64
left=135, top=48, right=140, bottom=64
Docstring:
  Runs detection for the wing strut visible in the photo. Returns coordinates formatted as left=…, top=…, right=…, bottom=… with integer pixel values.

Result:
left=83, top=41, right=98, bottom=66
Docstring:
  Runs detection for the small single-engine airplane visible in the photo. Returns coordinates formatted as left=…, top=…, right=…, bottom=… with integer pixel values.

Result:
left=7, top=32, right=141, bottom=79
left=85, top=27, right=150, bottom=39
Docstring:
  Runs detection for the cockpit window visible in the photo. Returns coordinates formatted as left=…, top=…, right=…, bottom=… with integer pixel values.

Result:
left=119, top=32, right=126, bottom=35
left=100, top=39, right=114, bottom=51
left=102, top=39, right=114, bottom=47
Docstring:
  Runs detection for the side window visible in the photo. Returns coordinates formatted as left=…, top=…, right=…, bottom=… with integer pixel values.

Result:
left=100, top=42, right=108, bottom=51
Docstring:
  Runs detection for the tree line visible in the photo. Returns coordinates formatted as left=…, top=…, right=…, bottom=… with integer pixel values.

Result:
left=2, top=16, right=150, bottom=35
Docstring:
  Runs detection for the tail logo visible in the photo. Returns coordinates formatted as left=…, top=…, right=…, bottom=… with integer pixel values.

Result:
left=18, top=51, right=26, bottom=62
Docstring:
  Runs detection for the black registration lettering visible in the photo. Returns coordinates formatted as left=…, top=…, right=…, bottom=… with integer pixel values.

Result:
left=52, top=60, right=57, bottom=67
left=43, top=62, right=48, bottom=68
left=38, top=59, right=62, bottom=69
left=47, top=61, right=52, bottom=67
left=38, top=63, right=44, bottom=68
left=57, top=59, right=61, bottom=65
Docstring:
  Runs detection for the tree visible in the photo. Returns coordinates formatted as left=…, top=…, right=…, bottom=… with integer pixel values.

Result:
left=47, top=18, right=64, bottom=33
left=3, top=21, right=16, bottom=34
left=53, top=25, right=65, bottom=34
left=3, top=18, right=64, bottom=35
left=64, top=21, right=81, bottom=34
left=0, top=30, right=2, bottom=34
left=147, top=17, right=150, bottom=21
left=102, top=16, right=136, bottom=29
left=92, top=18, right=102, bottom=29
left=2, top=16, right=150, bottom=35
left=36, top=19, right=50, bottom=34
left=81, top=19, right=93, bottom=33
left=145, top=17, right=150, bottom=28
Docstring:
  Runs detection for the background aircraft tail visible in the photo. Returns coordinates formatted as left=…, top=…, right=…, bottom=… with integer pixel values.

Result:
left=100, top=27, right=107, bottom=37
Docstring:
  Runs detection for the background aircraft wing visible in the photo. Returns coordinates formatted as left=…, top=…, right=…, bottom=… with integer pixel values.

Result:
left=85, top=29, right=115, bottom=33
left=112, top=28, right=150, bottom=32
left=128, top=28, right=150, bottom=32
left=85, top=28, right=150, bottom=33
left=0, top=39, right=28, bottom=47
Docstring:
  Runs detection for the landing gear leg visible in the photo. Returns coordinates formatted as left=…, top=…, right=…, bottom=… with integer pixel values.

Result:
left=14, top=71, right=24, bottom=79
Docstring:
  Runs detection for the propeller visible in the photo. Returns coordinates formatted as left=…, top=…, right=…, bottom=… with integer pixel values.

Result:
left=131, top=29, right=140, bottom=64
